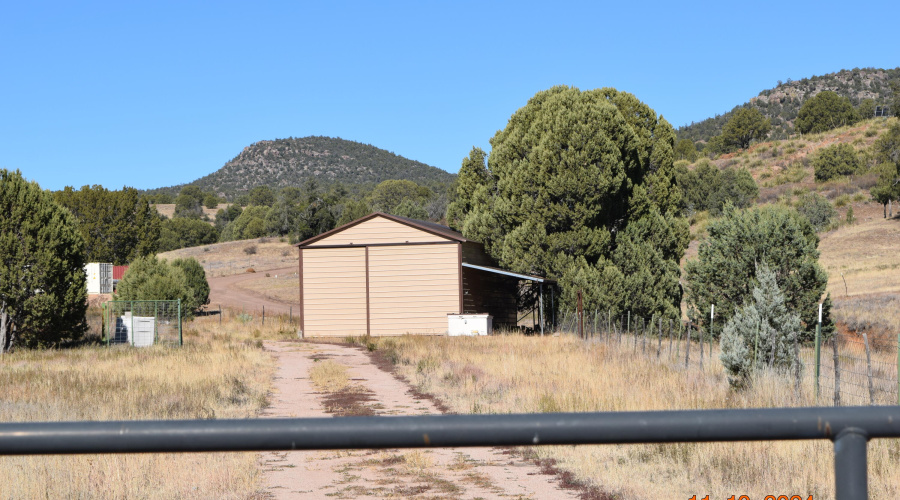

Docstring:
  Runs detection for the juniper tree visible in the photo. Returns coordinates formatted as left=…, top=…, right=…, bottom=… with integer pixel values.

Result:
left=115, top=256, right=208, bottom=319
left=53, top=185, right=160, bottom=265
left=685, top=203, right=829, bottom=341
left=1, top=169, right=87, bottom=352
left=451, top=86, right=689, bottom=318
left=796, top=91, right=859, bottom=134
left=721, top=107, right=771, bottom=150
left=720, top=263, right=802, bottom=388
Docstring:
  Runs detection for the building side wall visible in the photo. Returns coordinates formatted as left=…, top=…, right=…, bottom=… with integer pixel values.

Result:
left=368, top=244, right=459, bottom=336
left=302, top=247, right=368, bottom=336
left=460, top=241, right=495, bottom=267
left=306, top=217, right=450, bottom=246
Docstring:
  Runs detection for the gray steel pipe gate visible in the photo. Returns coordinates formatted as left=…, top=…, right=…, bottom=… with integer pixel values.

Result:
left=3, top=406, right=899, bottom=499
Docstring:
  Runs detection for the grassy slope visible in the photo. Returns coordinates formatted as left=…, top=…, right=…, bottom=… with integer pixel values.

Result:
left=158, top=236, right=297, bottom=278
left=684, top=118, right=900, bottom=297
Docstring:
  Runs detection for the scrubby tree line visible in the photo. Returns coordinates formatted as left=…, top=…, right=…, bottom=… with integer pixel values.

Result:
left=685, top=88, right=898, bottom=158
left=675, top=160, right=758, bottom=215
left=148, top=178, right=452, bottom=252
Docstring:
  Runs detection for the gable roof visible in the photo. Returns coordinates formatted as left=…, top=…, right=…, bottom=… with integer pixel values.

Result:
left=295, top=212, right=469, bottom=247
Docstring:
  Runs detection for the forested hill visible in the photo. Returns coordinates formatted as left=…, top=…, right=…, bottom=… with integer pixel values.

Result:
left=677, top=67, right=900, bottom=145
left=146, top=136, right=455, bottom=198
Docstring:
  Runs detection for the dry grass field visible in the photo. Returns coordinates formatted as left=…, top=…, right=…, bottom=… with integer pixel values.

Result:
left=819, top=203, right=900, bottom=298
left=375, top=333, right=900, bottom=499
left=0, top=310, right=294, bottom=499
left=233, top=271, right=300, bottom=304
left=158, top=237, right=297, bottom=278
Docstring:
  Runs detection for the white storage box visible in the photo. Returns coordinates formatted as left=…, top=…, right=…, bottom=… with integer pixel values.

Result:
left=116, top=312, right=156, bottom=347
left=448, top=314, right=492, bottom=336
left=85, top=262, right=113, bottom=294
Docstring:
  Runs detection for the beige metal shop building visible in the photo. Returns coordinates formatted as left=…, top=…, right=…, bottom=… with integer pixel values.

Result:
left=296, top=212, right=552, bottom=337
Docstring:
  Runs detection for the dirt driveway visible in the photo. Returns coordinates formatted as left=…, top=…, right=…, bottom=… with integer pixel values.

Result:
left=208, top=266, right=298, bottom=316
left=259, top=341, right=581, bottom=499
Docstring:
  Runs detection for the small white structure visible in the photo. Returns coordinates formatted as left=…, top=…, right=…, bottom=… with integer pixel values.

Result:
left=85, top=263, right=113, bottom=294
left=115, top=312, right=156, bottom=347
left=448, top=314, right=493, bottom=336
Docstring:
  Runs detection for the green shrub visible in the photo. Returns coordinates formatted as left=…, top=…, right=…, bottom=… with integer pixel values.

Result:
left=796, top=91, right=859, bottom=134
left=115, top=256, right=209, bottom=318
left=813, top=143, right=860, bottom=181
left=719, top=264, right=801, bottom=388
left=795, top=192, right=836, bottom=231
left=172, top=258, right=210, bottom=310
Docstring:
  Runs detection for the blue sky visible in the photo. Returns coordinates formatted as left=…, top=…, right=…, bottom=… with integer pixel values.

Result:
left=2, top=1, right=897, bottom=192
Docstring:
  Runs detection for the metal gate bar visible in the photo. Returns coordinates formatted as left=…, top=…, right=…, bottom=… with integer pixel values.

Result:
left=2, top=406, right=898, bottom=499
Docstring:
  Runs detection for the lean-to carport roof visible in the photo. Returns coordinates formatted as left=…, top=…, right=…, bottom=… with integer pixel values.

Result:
left=461, top=263, right=555, bottom=283
left=295, top=212, right=469, bottom=247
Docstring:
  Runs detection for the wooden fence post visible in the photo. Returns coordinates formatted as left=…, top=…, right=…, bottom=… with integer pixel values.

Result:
left=577, top=291, right=583, bottom=339
left=641, top=317, right=647, bottom=354
left=657, top=317, right=662, bottom=358
left=863, top=333, right=874, bottom=405
left=685, top=323, right=691, bottom=368
left=699, top=325, right=704, bottom=371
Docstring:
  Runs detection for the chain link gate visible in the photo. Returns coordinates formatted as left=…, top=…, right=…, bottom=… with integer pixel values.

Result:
left=102, top=300, right=182, bottom=347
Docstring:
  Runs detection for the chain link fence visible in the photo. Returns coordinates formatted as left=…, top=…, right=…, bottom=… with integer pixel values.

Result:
left=103, top=300, right=182, bottom=347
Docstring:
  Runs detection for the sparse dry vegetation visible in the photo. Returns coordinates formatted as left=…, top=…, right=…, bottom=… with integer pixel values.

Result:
left=0, top=309, right=292, bottom=499
left=376, top=334, right=900, bottom=499
left=158, top=237, right=296, bottom=277
left=309, top=359, right=350, bottom=393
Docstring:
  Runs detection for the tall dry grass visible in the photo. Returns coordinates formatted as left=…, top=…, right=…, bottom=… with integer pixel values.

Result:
left=0, top=309, right=289, bottom=500
left=378, top=333, right=900, bottom=499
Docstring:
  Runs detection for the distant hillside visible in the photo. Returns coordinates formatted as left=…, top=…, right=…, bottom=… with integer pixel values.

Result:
left=677, top=67, right=900, bottom=145
left=146, top=136, right=455, bottom=198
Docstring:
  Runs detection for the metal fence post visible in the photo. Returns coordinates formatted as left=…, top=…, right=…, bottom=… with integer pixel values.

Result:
left=815, top=314, right=822, bottom=401
left=833, top=428, right=868, bottom=500
left=102, top=302, right=108, bottom=346
left=130, top=300, right=134, bottom=347
left=834, top=336, right=842, bottom=406
left=862, top=333, right=874, bottom=405
left=178, top=299, right=182, bottom=346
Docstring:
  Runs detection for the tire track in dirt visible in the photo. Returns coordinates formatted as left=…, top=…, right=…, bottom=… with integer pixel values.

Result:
left=259, top=341, right=582, bottom=499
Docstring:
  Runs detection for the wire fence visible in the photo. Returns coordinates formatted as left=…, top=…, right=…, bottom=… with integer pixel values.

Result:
left=557, top=309, right=900, bottom=406
left=103, top=300, right=182, bottom=347
left=210, top=304, right=298, bottom=328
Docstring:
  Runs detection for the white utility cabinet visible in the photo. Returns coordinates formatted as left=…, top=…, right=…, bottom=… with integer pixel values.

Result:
left=85, top=263, right=113, bottom=294
left=116, top=312, right=156, bottom=347
left=448, top=314, right=493, bottom=336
